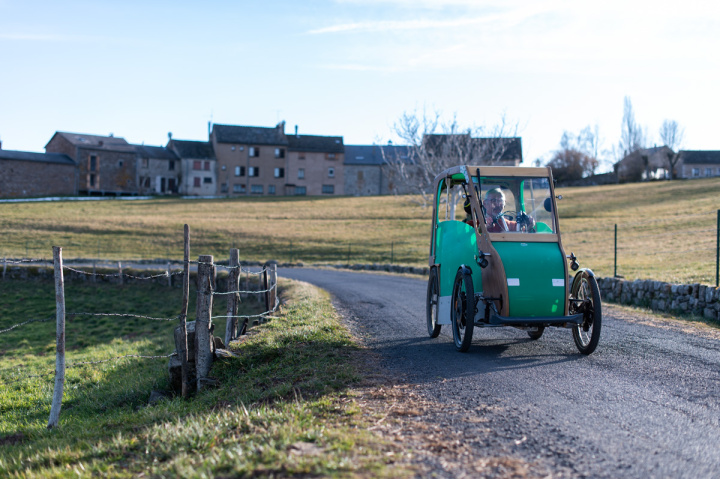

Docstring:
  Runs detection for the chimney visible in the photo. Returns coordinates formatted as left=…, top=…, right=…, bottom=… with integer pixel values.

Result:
left=276, top=120, right=286, bottom=133
left=168, top=132, right=173, bottom=140
left=294, top=125, right=298, bottom=138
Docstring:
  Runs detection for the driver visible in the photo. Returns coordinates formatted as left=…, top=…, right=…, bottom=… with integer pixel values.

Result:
left=483, top=188, right=535, bottom=233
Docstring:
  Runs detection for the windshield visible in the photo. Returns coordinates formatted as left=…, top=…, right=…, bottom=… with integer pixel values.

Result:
left=476, top=176, right=556, bottom=234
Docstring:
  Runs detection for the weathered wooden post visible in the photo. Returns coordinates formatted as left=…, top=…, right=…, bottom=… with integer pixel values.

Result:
left=92, top=259, right=96, bottom=283
left=167, top=262, right=172, bottom=287
left=118, top=261, right=123, bottom=286
left=48, top=246, right=66, bottom=429
left=195, top=254, right=214, bottom=391
left=270, top=263, right=278, bottom=311
left=263, top=267, right=269, bottom=312
left=2, top=256, right=6, bottom=280
left=179, top=225, right=191, bottom=398
left=225, top=249, right=240, bottom=344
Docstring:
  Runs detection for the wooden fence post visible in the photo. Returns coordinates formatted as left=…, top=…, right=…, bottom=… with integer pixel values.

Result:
left=118, top=261, right=123, bottom=286
left=263, top=267, right=269, bottom=313
left=48, top=246, right=66, bottom=429
left=2, top=256, right=6, bottom=280
left=195, top=254, right=214, bottom=391
left=225, top=249, right=240, bottom=344
left=167, top=262, right=172, bottom=287
left=270, top=263, right=278, bottom=311
left=179, top=225, right=191, bottom=398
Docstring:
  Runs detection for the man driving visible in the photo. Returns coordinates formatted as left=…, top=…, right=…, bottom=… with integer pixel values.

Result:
left=483, top=188, right=535, bottom=233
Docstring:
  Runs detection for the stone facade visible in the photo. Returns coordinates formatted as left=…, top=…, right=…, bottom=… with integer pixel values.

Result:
left=0, top=150, right=77, bottom=197
left=597, top=276, right=720, bottom=321
left=167, top=139, right=217, bottom=196
left=135, top=145, right=181, bottom=195
left=286, top=133, right=344, bottom=196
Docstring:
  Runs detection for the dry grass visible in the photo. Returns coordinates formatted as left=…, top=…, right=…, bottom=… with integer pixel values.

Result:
left=1, top=176, right=718, bottom=283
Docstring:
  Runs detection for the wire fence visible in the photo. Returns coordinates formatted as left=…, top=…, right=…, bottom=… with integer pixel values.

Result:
left=0, top=225, right=281, bottom=429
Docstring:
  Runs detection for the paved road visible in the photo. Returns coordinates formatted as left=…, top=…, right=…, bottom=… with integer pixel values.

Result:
left=280, top=267, right=720, bottom=478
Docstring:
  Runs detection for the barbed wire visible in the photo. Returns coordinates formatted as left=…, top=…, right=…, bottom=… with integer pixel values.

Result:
left=212, top=297, right=280, bottom=321
left=1, top=258, right=48, bottom=264
left=67, top=352, right=176, bottom=367
left=213, top=283, right=277, bottom=296
left=0, top=316, right=53, bottom=334
left=63, top=265, right=184, bottom=279
left=68, top=312, right=179, bottom=321
left=615, top=246, right=715, bottom=256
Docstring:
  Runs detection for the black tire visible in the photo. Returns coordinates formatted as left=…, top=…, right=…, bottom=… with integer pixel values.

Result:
left=527, top=326, right=545, bottom=340
left=426, top=267, right=441, bottom=338
left=570, top=273, right=602, bottom=355
left=451, top=267, right=475, bottom=352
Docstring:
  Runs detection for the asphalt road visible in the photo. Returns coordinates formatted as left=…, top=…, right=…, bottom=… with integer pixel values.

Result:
left=279, top=267, right=720, bottom=478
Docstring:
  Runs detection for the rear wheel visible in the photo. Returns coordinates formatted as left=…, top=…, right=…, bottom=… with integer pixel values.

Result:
left=426, top=267, right=441, bottom=338
left=570, top=274, right=602, bottom=355
left=527, top=326, right=545, bottom=340
left=451, top=268, right=475, bottom=352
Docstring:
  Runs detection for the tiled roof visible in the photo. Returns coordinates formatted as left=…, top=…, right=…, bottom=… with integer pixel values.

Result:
left=287, top=135, right=344, bottom=153
left=134, top=145, right=179, bottom=160
left=344, top=145, right=411, bottom=165
left=679, top=150, right=720, bottom=165
left=167, top=140, right=215, bottom=159
left=51, top=132, right=134, bottom=151
left=212, top=124, right=288, bottom=146
left=0, top=149, right=75, bottom=166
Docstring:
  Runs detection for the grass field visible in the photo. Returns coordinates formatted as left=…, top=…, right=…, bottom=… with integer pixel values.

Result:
left=0, top=278, right=401, bottom=478
left=1, top=176, right=719, bottom=284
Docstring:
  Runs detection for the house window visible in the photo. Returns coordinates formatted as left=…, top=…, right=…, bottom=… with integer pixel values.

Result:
left=233, top=184, right=246, bottom=193
left=251, top=184, right=263, bottom=194
left=268, top=185, right=276, bottom=195
left=274, top=148, right=285, bottom=158
left=692, top=168, right=700, bottom=177
left=169, top=160, right=175, bottom=171
left=118, top=160, right=123, bottom=167
left=221, top=183, right=228, bottom=193
left=221, top=165, right=226, bottom=171
left=328, top=167, right=335, bottom=178
left=298, top=168, right=305, bottom=179
left=142, top=158, right=149, bottom=168
left=193, top=161, right=202, bottom=170
left=249, top=167, right=259, bottom=177
left=249, top=147, right=259, bottom=157
left=204, top=161, right=210, bottom=171
left=327, top=153, right=336, bottom=160
left=89, top=155, right=97, bottom=172
left=299, top=154, right=306, bottom=160
left=235, top=166, right=245, bottom=177
left=705, top=168, right=712, bottom=177
left=193, top=177, right=201, bottom=187
left=231, top=146, right=236, bottom=151
left=295, top=186, right=306, bottom=195
left=89, top=174, right=96, bottom=187
left=274, top=167, right=284, bottom=178
left=322, top=184, right=334, bottom=194
left=203, top=177, right=212, bottom=184
left=144, top=177, right=151, bottom=188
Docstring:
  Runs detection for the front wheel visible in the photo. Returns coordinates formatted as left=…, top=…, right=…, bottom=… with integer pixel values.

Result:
left=527, top=326, right=545, bottom=340
left=426, top=267, right=441, bottom=338
left=451, top=267, right=475, bottom=352
left=570, top=273, right=602, bottom=355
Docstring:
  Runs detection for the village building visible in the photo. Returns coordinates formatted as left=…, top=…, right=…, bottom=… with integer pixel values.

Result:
left=166, top=139, right=217, bottom=196
left=676, top=150, right=720, bottom=179
left=286, top=130, right=344, bottom=196
left=134, top=145, right=181, bottom=195
left=0, top=145, right=77, bottom=198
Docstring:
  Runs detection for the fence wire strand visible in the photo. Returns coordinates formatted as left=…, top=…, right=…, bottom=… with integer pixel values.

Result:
left=213, top=283, right=277, bottom=296
left=68, top=312, right=179, bottom=321
left=63, top=265, right=184, bottom=279
left=0, top=317, right=53, bottom=334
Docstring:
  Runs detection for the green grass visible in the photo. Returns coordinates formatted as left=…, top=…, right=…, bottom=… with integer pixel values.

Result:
left=1, top=176, right=719, bottom=283
left=0, top=278, right=401, bottom=478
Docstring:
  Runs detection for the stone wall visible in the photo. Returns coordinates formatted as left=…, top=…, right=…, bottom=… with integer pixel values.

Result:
left=597, top=276, right=720, bottom=321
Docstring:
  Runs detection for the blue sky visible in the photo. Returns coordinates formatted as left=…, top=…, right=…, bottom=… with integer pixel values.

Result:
left=1, top=0, right=719, bottom=171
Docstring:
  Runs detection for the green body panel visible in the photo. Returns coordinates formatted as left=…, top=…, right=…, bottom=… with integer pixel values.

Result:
left=493, top=242, right=566, bottom=317
left=434, top=221, right=482, bottom=296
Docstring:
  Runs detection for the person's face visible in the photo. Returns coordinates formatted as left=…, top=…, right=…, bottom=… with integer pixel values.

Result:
left=485, top=193, right=505, bottom=217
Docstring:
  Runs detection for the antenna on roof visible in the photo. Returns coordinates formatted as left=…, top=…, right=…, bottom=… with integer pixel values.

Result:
left=168, top=132, right=172, bottom=140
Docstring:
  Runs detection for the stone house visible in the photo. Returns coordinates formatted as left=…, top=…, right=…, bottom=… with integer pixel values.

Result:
left=615, top=146, right=675, bottom=182
left=0, top=146, right=77, bottom=198
left=676, top=151, right=720, bottom=179
left=286, top=131, right=344, bottom=196
left=210, top=122, right=289, bottom=196
left=166, top=139, right=217, bottom=196
left=344, top=144, right=411, bottom=196
left=45, top=132, right=138, bottom=195
left=134, top=145, right=181, bottom=195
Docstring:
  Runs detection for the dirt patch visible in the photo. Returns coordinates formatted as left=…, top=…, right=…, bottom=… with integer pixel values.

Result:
left=0, top=432, right=25, bottom=446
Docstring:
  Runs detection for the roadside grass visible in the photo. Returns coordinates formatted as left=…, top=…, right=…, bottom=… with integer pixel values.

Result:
left=0, top=176, right=718, bottom=283
left=0, top=278, right=401, bottom=478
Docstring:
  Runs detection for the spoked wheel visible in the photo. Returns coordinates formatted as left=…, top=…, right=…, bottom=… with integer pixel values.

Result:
left=451, top=267, right=475, bottom=352
left=426, top=267, right=441, bottom=338
left=570, top=273, right=602, bottom=355
left=527, top=326, right=545, bottom=340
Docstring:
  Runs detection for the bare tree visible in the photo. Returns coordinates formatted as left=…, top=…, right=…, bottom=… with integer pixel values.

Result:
left=619, top=96, right=645, bottom=157
left=659, top=119, right=685, bottom=179
left=381, top=109, right=519, bottom=209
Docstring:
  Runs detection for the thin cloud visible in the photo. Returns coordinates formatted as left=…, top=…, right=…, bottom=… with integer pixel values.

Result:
left=308, top=16, right=497, bottom=34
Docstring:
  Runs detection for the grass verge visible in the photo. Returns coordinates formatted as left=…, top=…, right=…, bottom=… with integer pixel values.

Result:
left=0, top=278, right=405, bottom=478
